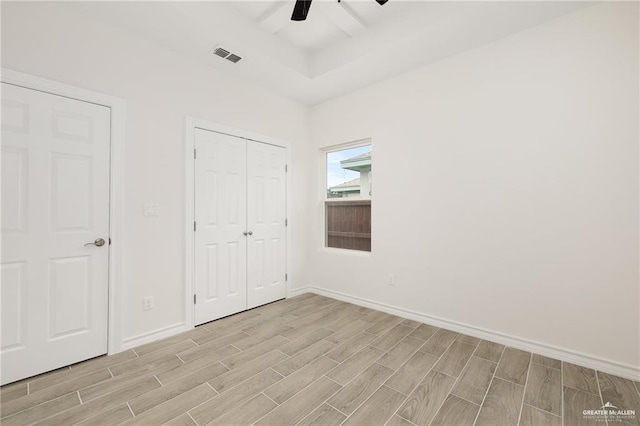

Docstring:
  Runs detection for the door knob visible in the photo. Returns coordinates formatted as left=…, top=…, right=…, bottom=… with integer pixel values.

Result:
left=243, top=232, right=248, bottom=236
left=247, top=231, right=253, bottom=236
left=85, top=238, right=106, bottom=247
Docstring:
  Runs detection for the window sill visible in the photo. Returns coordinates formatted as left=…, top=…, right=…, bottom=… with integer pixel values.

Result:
left=318, top=247, right=372, bottom=258
left=324, top=198, right=371, bottom=205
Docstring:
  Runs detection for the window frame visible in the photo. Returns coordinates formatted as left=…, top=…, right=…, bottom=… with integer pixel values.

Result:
left=319, top=139, right=372, bottom=255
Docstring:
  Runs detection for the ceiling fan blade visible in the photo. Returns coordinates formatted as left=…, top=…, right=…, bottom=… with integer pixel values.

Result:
left=375, top=0, right=389, bottom=4
left=291, top=0, right=312, bottom=21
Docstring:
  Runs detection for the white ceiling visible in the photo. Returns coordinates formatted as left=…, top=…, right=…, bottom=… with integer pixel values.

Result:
left=66, top=1, right=592, bottom=106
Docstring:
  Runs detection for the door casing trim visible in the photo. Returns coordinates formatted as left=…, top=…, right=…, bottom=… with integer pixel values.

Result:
left=1, top=68, right=127, bottom=355
left=184, top=116, right=291, bottom=330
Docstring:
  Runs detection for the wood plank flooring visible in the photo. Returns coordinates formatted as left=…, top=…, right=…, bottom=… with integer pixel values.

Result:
left=2, top=294, right=639, bottom=425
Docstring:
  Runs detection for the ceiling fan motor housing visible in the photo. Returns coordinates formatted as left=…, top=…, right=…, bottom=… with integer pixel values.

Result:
left=292, top=0, right=387, bottom=21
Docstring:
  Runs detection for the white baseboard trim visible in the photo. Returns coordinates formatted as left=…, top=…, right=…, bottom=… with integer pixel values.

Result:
left=289, top=286, right=311, bottom=298
left=121, top=289, right=314, bottom=352
left=307, top=286, right=640, bottom=381
left=120, top=322, right=188, bottom=351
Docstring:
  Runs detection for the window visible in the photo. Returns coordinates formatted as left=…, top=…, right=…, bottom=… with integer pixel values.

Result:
left=324, top=143, right=372, bottom=252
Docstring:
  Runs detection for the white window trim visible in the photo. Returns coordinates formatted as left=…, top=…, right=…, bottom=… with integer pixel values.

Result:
left=319, top=138, right=372, bottom=255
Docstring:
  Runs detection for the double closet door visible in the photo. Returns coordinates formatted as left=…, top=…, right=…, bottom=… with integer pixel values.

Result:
left=194, top=128, right=287, bottom=326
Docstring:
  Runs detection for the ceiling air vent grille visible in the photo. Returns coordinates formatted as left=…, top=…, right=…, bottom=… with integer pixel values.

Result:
left=211, top=46, right=242, bottom=64
left=213, top=47, right=230, bottom=59
left=226, top=54, right=242, bottom=64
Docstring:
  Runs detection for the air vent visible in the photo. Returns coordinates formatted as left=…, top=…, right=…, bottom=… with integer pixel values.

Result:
left=211, top=46, right=242, bottom=64
left=226, top=54, right=242, bottom=64
left=212, top=47, right=230, bottom=59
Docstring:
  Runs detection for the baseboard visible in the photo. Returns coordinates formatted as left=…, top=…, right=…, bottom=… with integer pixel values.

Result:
left=289, top=286, right=311, bottom=297
left=121, top=289, right=314, bottom=352
left=121, top=322, right=188, bottom=351
left=307, top=286, right=640, bottom=381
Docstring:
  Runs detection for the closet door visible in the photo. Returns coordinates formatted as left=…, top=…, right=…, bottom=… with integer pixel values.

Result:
left=194, top=129, right=247, bottom=325
left=246, top=142, right=287, bottom=309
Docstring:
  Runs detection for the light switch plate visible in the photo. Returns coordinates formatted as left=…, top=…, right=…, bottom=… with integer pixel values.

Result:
left=144, top=203, right=159, bottom=217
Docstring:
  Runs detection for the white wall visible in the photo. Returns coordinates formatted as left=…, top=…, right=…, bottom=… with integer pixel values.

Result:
left=2, top=1, right=638, bottom=378
left=308, top=3, right=639, bottom=375
left=1, top=2, right=311, bottom=343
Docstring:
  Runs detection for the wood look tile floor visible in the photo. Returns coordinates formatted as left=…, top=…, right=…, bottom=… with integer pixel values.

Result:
left=2, top=294, right=639, bottom=426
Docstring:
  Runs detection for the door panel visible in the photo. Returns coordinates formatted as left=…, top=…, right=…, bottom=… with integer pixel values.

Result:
left=0, top=262, right=26, bottom=351
left=1, top=148, right=28, bottom=233
left=51, top=153, right=93, bottom=231
left=247, top=143, right=286, bottom=309
left=1, top=83, right=110, bottom=385
left=194, top=129, right=247, bottom=325
left=48, top=256, right=91, bottom=339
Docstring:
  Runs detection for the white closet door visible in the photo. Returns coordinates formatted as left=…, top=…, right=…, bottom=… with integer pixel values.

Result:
left=1, top=83, right=111, bottom=385
left=194, top=129, right=247, bottom=325
left=246, top=142, right=287, bottom=309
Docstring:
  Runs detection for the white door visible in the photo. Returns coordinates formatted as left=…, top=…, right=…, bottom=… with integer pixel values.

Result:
left=194, top=129, right=247, bottom=325
left=246, top=142, right=287, bottom=309
left=1, top=83, right=111, bottom=385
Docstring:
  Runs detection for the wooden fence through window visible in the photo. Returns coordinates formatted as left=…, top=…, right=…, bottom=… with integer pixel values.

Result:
left=326, top=199, right=371, bottom=252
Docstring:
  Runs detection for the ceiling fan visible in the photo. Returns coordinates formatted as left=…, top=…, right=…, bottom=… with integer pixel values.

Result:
left=291, top=0, right=389, bottom=21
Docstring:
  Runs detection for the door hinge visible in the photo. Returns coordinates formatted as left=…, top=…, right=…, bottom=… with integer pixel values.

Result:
left=194, top=149, right=197, bottom=159
left=193, top=294, right=196, bottom=304
left=285, top=164, right=288, bottom=173
left=285, top=273, right=288, bottom=281
left=109, top=238, right=112, bottom=245
left=194, top=221, right=196, bottom=232
left=285, top=218, right=288, bottom=227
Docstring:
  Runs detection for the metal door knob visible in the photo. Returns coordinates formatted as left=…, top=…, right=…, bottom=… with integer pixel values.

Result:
left=247, top=231, right=253, bottom=236
left=243, top=232, right=248, bottom=236
left=85, top=238, right=106, bottom=247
